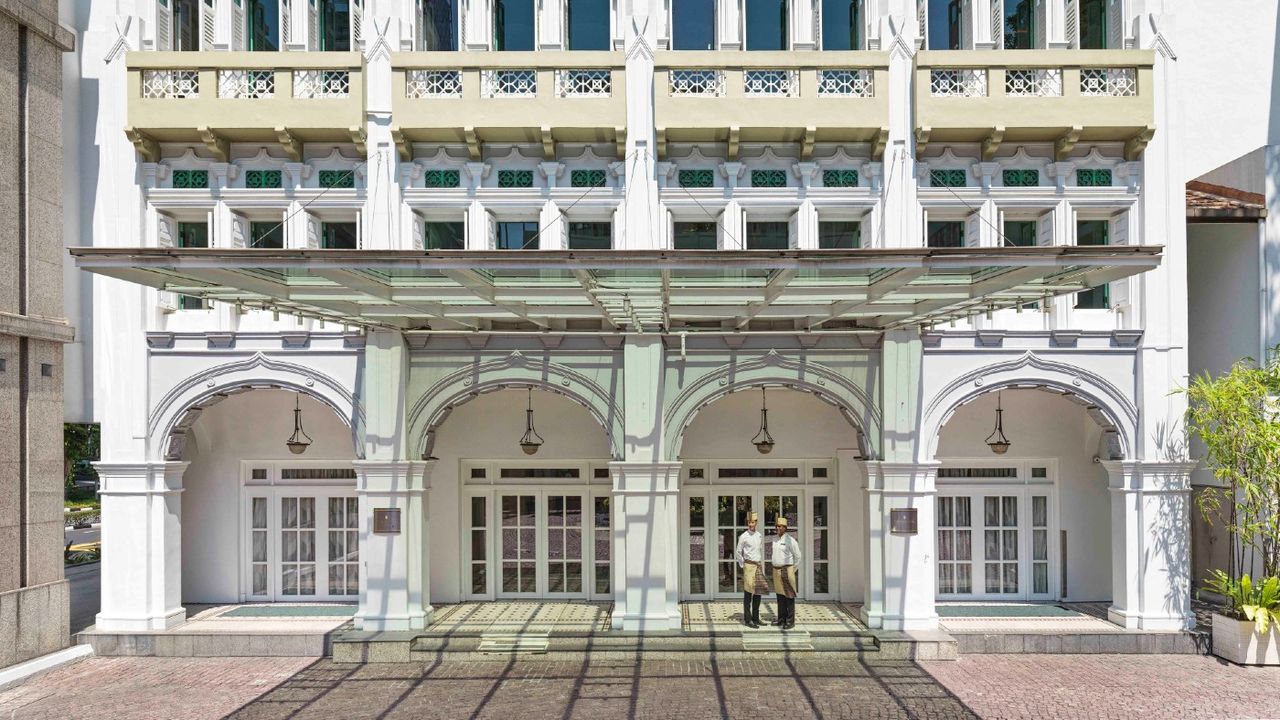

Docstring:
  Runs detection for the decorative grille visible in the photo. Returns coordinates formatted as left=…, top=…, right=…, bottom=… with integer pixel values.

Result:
left=171, top=170, right=209, bottom=189
left=817, top=69, right=874, bottom=97
left=1076, top=169, right=1113, bottom=187
left=743, top=69, right=799, bottom=97
left=293, top=70, right=351, bottom=98
left=318, top=170, right=355, bottom=188
left=497, top=170, right=534, bottom=188
left=245, top=170, right=283, bottom=189
left=406, top=70, right=462, bottom=98
left=930, top=169, right=967, bottom=188
left=1079, top=68, right=1137, bottom=97
left=1005, top=68, right=1062, bottom=97
left=424, top=169, right=461, bottom=188
left=481, top=69, right=537, bottom=98
left=823, top=169, right=859, bottom=187
left=218, top=70, right=275, bottom=99
left=669, top=69, right=725, bottom=97
left=929, top=68, right=987, bottom=97
left=556, top=69, right=611, bottom=97
left=142, top=70, right=200, bottom=98
left=678, top=169, right=715, bottom=188
left=570, top=169, right=607, bottom=187
left=751, top=169, right=787, bottom=187
left=1002, top=169, right=1040, bottom=187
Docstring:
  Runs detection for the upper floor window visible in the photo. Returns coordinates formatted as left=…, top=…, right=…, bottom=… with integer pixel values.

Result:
left=319, top=0, right=353, bottom=51
left=496, top=220, right=539, bottom=249
left=247, top=0, right=282, bottom=51
left=176, top=220, right=209, bottom=309
left=926, top=220, right=963, bottom=248
left=494, top=0, right=535, bottom=51
left=746, top=221, right=788, bottom=249
left=671, top=0, right=715, bottom=50
left=322, top=221, right=358, bottom=249
left=1078, top=0, right=1110, bottom=49
left=422, top=0, right=458, bottom=50
left=819, top=221, right=860, bottom=249
left=673, top=221, right=717, bottom=249
left=1075, top=219, right=1109, bottom=308
left=745, top=0, right=788, bottom=50
left=171, top=0, right=203, bottom=51
left=1002, top=0, right=1034, bottom=49
left=567, top=221, right=612, bottom=249
left=821, top=0, right=862, bottom=50
left=567, top=0, right=609, bottom=50
left=425, top=221, right=465, bottom=249
left=1003, top=220, right=1036, bottom=247
left=250, top=221, right=284, bottom=249
left=926, top=0, right=962, bottom=50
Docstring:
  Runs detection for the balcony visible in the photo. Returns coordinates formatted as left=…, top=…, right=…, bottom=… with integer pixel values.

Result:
left=914, top=50, right=1156, bottom=160
left=654, top=51, right=891, bottom=158
left=125, top=52, right=367, bottom=162
left=391, top=52, right=626, bottom=159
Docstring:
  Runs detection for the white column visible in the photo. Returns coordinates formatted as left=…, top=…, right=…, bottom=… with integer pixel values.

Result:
left=861, top=461, right=939, bottom=630
left=792, top=0, right=816, bottom=50
left=94, top=462, right=187, bottom=631
left=622, top=5, right=659, bottom=249
left=355, top=460, right=431, bottom=631
left=1103, top=461, right=1196, bottom=631
left=880, top=16, right=919, bottom=248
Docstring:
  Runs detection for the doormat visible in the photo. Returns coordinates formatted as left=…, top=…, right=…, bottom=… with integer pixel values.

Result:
left=222, top=605, right=357, bottom=618
left=936, top=604, right=1079, bottom=618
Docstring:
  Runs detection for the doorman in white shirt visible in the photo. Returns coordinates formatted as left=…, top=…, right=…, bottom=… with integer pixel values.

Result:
left=735, top=511, right=767, bottom=628
left=771, top=516, right=802, bottom=630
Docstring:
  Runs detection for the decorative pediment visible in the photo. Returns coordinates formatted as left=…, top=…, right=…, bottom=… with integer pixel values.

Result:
left=669, top=145, right=722, bottom=167
left=995, top=147, right=1052, bottom=170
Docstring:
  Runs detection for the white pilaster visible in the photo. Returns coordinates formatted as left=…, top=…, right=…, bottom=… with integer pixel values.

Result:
left=1102, top=461, right=1196, bottom=631
left=622, top=9, right=658, bottom=249
left=94, top=462, right=188, bottom=631
left=881, top=17, right=918, bottom=248
left=355, top=459, right=431, bottom=631
left=861, top=461, right=939, bottom=630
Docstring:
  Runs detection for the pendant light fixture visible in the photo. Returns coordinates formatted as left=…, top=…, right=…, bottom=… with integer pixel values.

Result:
left=286, top=392, right=312, bottom=455
left=752, top=386, right=775, bottom=455
left=519, top=387, right=544, bottom=455
left=985, top=391, right=1012, bottom=455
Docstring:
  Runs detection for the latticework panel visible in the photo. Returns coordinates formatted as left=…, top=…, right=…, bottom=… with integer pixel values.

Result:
left=293, top=70, right=351, bottom=98
left=1079, top=68, right=1137, bottom=96
left=669, top=69, right=725, bottom=97
left=743, top=69, right=798, bottom=97
left=406, top=70, right=463, bottom=98
left=817, top=69, right=873, bottom=97
left=482, top=69, right=537, bottom=97
left=929, top=68, right=987, bottom=97
left=218, top=70, right=276, bottom=99
left=1005, top=68, right=1062, bottom=97
left=556, top=69, right=612, bottom=97
left=142, top=70, right=200, bottom=98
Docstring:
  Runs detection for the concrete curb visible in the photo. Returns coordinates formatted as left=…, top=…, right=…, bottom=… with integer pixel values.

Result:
left=0, top=645, right=95, bottom=691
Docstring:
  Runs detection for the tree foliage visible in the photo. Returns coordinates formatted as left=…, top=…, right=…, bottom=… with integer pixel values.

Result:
left=63, top=423, right=100, bottom=491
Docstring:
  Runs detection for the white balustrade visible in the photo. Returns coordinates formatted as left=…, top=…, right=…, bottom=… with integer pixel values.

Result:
left=293, top=70, right=351, bottom=98
left=817, top=69, right=874, bottom=97
left=669, top=69, right=725, bottom=97
left=218, top=70, right=275, bottom=99
left=407, top=70, right=463, bottom=98
left=1005, top=68, right=1062, bottom=97
left=930, top=68, right=988, bottom=97
left=481, top=69, right=537, bottom=98
left=142, top=70, right=200, bottom=99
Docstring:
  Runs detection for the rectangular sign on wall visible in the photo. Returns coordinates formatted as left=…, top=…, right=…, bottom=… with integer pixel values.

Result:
left=373, top=508, right=401, bottom=534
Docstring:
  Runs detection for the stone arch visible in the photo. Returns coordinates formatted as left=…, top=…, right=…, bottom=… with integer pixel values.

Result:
left=920, top=352, right=1138, bottom=463
left=148, top=353, right=364, bottom=462
left=408, top=351, right=624, bottom=460
left=664, top=351, right=881, bottom=461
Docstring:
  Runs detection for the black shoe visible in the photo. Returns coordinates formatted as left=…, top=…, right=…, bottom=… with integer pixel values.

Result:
left=752, top=617, right=762, bottom=626
left=770, top=618, right=783, bottom=626
left=747, top=620, right=760, bottom=629
left=782, top=620, right=795, bottom=630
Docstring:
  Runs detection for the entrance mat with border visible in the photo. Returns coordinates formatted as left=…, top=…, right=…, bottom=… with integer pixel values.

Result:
left=936, top=604, right=1080, bottom=618
left=221, top=605, right=357, bottom=618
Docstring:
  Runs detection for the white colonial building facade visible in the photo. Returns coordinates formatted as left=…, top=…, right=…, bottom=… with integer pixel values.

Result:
left=65, top=0, right=1196, bottom=635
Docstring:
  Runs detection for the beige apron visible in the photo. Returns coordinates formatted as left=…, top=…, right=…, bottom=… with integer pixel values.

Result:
left=743, top=560, right=770, bottom=596
left=771, top=564, right=798, bottom=599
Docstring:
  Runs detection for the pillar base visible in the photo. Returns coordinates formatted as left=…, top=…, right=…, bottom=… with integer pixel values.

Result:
left=356, top=608, right=432, bottom=632
left=610, top=607, right=682, bottom=632
left=93, top=607, right=186, bottom=632
left=878, top=613, right=940, bottom=632
left=1107, top=606, right=1194, bottom=631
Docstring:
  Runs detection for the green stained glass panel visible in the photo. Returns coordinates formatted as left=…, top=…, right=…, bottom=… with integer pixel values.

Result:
left=1076, top=169, right=1113, bottom=187
left=172, top=170, right=209, bottom=189
left=497, top=170, right=534, bottom=188
left=570, top=169, right=607, bottom=187
left=424, top=169, right=461, bottom=188
left=930, top=169, right=967, bottom=188
left=245, top=169, right=282, bottom=189
left=678, top=169, right=715, bottom=188
left=1002, top=169, right=1039, bottom=187
left=822, top=169, right=858, bottom=187
left=318, top=170, right=355, bottom=188
left=751, top=169, right=787, bottom=187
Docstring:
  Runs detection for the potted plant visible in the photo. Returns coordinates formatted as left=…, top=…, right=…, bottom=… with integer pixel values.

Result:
left=1186, top=351, right=1280, bottom=665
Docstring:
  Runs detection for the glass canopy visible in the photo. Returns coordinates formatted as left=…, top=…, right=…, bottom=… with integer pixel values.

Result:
left=71, top=247, right=1162, bottom=333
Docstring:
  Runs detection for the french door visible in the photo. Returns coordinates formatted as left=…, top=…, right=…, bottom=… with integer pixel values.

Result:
left=244, top=490, right=359, bottom=601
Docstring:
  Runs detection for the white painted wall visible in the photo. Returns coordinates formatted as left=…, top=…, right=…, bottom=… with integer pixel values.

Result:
left=180, top=389, right=356, bottom=603
left=426, top=388, right=613, bottom=603
left=935, top=389, right=1113, bottom=602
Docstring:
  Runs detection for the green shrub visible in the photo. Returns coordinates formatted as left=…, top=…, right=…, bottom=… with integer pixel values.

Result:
left=1205, top=570, right=1280, bottom=634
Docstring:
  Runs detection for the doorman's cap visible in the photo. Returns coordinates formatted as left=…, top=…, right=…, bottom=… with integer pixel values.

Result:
left=775, top=517, right=788, bottom=528
left=748, top=512, right=758, bottom=523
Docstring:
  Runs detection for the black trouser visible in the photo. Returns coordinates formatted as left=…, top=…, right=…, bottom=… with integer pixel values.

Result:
left=775, top=594, right=794, bottom=624
left=742, top=592, right=761, bottom=623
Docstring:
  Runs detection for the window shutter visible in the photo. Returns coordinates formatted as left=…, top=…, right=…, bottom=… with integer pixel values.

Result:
left=281, top=0, right=292, bottom=46
left=1036, top=211, right=1054, bottom=246
left=230, top=213, right=249, bottom=249
left=308, top=0, right=320, bottom=50
left=1108, top=210, right=1129, bottom=312
left=155, top=0, right=173, bottom=50
left=961, top=0, right=973, bottom=48
left=1107, top=0, right=1124, bottom=48
left=232, top=0, right=246, bottom=49
left=487, top=211, right=498, bottom=249
left=1033, top=0, right=1046, bottom=48
left=413, top=0, right=425, bottom=49
left=788, top=211, right=801, bottom=249
left=1064, top=0, right=1077, bottom=48
left=306, top=214, right=322, bottom=249
left=157, top=214, right=176, bottom=249
left=964, top=212, right=981, bottom=247
left=201, top=0, right=216, bottom=49
left=917, top=0, right=927, bottom=45
left=990, top=0, right=1003, bottom=48
left=351, top=0, right=364, bottom=48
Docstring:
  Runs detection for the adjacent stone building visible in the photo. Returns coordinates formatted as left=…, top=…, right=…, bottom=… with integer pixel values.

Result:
left=0, top=0, right=74, bottom=668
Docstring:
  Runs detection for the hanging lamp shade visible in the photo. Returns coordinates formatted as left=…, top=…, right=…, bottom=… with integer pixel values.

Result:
left=519, top=387, right=544, bottom=455
left=286, top=393, right=312, bottom=455
left=985, top=391, right=1012, bottom=455
left=752, top=386, right=775, bottom=454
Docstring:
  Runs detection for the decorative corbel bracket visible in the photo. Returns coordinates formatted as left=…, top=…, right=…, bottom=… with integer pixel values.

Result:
left=656, top=127, right=668, bottom=160
left=464, top=126, right=481, bottom=161
left=124, top=126, right=160, bottom=162
left=981, top=126, right=1005, bottom=161
left=275, top=126, right=302, bottom=161
left=540, top=126, right=556, bottom=161
left=614, top=126, right=627, bottom=160
left=914, top=126, right=931, bottom=156
left=391, top=126, right=411, bottom=161
left=1054, top=125, right=1082, bottom=161
left=871, top=127, right=890, bottom=161
left=198, top=126, right=229, bottom=162
left=348, top=125, right=367, bottom=155
left=1123, top=125, right=1155, bottom=161
left=727, top=126, right=741, bottom=161
left=800, top=126, right=817, bottom=160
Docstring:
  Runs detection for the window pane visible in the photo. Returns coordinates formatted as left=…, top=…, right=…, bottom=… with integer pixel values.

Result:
left=673, top=221, right=717, bottom=250
left=496, top=221, right=539, bottom=250
left=821, top=0, right=861, bottom=50
left=567, top=221, right=612, bottom=250
left=1033, top=496, right=1047, bottom=527
left=927, top=0, right=961, bottom=50
left=472, top=563, right=487, bottom=593
left=177, top=222, right=209, bottom=248
left=173, top=0, right=201, bottom=51
left=672, top=0, right=715, bottom=49
left=1003, top=220, right=1036, bottom=247
left=746, top=221, right=788, bottom=250
left=926, top=220, right=963, bottom=248
left=247, top=0, right=281, bottom=51
left=249, top=221, right=284, bottom=249
left=689, top=496, right=705, bottom=527
left=1079, top=0, right=1108, bottom=49
left=813, top=562, right=829, bottom=593
left=819, top=221, right=860, bottom=249
left=425, top=222, right=465, bottom=250
left=424, top=0, right=458, bottom=50
left=322, top=222, right=358, bottom=249
left=493, top=0, right=535, bottom=50
left=956, top=497, right=971, bottom=527
left=471, top=496, right=487, bottom=527
left=320, top=0, right=352, bottom=51
left=567, top=0, right=609, bottom=50
left=1003, top=0, right=1034, bottom=49
left=745, top=0, right=788, bottom=50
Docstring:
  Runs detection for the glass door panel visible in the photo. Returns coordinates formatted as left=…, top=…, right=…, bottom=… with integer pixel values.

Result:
left=327, top=497, right=359, bottom=596
left=811, top=495, right=830, bottom=595
left=593, top=496, right=610, bottom=596
left=688, top=496, right=707, bottom=595
left=1032, top=495, right=1049, bottom=595
left=762, top=494, right=799, bottom=581
left=281, top=496, right=317, bottom=596
left=469, top=496, right=489, bottom=595
left=250, top=496, right=269, bottom=597
left=983, top=495, right=1019, bottom=594
left=501, top=494, right=538, bottom=594
left=936, top=496, right=973, bottom=594
left=716, top=495, right=752, bottom=593
left=547, top=494, right=584, bottom=595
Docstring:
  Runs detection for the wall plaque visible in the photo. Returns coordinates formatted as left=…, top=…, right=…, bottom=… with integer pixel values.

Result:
left=889, top=508, right=918, bottom=535
left=373, top=508, right=401, bottom=534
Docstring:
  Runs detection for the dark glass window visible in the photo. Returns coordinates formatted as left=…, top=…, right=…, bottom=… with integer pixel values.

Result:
left=926, top=220, right=963, bottom=248
left=176, top=221, right=209, bottom=249
left=321, top=221, right=358, bottom=249
left=1075, top=220, right=1109, bottom=308
left=249, top=221, right=284, bottom=249
left=173, top=0, right=202, bottom=50
left=819, top=221, right=860, bottom=249
left=672, top=0, right=715, bottom=50
left=567, top=221, right=612, bottom=249
left=927, top=0, right=962, bottom=50
left=1078, top=0, right=1107, bottom=49
left=320, top=0, right=352, bottom=51
left=496, top=221, right=539, bottom=249
left=425, top=222, right=465, bottom=250
left=673, top=221, right=717, bottom=250
left=423, top=0, right=458, bottom=50
left=493, top=0, right=535, bottom=50
left=1003, top=0, right=1034, bottom=49
left=247, top=0, right=281, bottom=51
left=1003, top=220, right=1036, bottom=247
left=821, top=0, right=861, bottom=50
left=746, top=221, right=788, bottom=250
left=745, top=0, right=788, bottom=50
left=567, top=0, right=610, bottom=50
